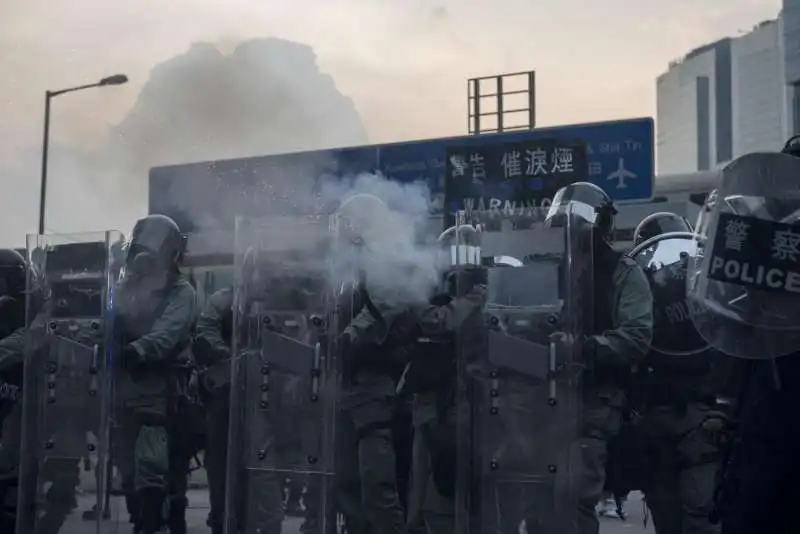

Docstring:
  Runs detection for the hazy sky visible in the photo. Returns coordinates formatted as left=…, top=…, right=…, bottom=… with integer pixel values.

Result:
left=0, top=0, right=782, bottom=244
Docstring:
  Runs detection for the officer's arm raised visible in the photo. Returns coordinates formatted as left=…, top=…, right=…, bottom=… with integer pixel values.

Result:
left=343, top=298, right=409, bottom=347
left=130, top=283, right=198, bottom=362
left=593, top=260, right=654, bottom=367
left=417, top=284, right=488, bottom=331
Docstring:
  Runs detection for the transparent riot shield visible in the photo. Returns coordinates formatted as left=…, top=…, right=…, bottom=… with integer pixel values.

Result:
left=454, top=207, right=590, bottom=534
left=687, top=152, right=800, bottom=359
left=630, top=231, right=708, bottom=357
left=16, top=231, right=125, bottom=534
left=224, top=216, right=337, bottom=534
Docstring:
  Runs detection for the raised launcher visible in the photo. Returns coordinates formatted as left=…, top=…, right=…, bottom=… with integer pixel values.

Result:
left=33, top=237, right=120, bottom=464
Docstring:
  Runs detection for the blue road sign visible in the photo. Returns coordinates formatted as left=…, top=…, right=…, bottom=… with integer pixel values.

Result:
left=376, top=117, right=654, bottom=205
left=149, top=117, right=653, bottom=231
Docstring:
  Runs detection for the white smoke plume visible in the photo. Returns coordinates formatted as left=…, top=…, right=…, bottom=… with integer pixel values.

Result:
left=106, top=38, right=367, bottom=230
left=322, top=173, right=442, bottom=306
left=218, top=170, right=443, bottom=308
left=0, top=37, right=370, bottom=246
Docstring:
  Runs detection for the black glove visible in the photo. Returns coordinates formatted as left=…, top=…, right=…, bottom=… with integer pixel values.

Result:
left=581, top=335, right=600, bottom=363
left=430, top=292, right=453, bottom=307
left=122, top=343, right=145, bottom=371
left=192, top=337, right=217, bottom=366
left=450, top=267, right=488, bottom=297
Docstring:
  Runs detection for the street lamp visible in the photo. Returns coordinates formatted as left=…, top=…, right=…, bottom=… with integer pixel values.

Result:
left=38, top=74, right=129, bottom=234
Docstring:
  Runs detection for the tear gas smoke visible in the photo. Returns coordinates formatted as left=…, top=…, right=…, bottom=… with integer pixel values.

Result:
left=111, top=39, right=367, bottom=171
left=6, top=37, right=369, bottom=246
left=232, top=171, right=443, bottom=308
left=323, top=173, right=442, bottom=306
left=29, top=37, right=442, bottom=305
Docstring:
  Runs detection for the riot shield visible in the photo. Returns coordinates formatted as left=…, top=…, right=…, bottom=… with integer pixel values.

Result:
left=224, top=216, right=337, bottom=534
left=687, top=152, right=800, bottom=359
left=630, top=232, right=708, bottom=357
left=454, top=207, right=589, bottom=534
left=16, top=231, right=124, bottom=534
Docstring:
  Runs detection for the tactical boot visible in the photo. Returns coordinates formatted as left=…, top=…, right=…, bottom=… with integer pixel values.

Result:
left=137, top=488, right=167, bottom=534
left=166, top=495, right=187, bottom=534
left=125, top=491, right=142, bottom=532
left=207, top=516, right=224, bottom=534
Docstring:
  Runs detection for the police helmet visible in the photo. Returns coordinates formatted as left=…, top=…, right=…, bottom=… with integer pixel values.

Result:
left=0, top=249, right=33, bottom=336
left=781, top=134, right=800, bottom=157
left=0, top=249, right=27, bottom=301
left=336, top=193, right=390, bottom=246
left=544, top=182, right=617, bottom=235
left=713, top=137, right=800, bottom=224
left=633, top=212, right=693, bottom=246
left=127, top=214, right=186, bottom=270
left=437, top=224, right=481, bottom=267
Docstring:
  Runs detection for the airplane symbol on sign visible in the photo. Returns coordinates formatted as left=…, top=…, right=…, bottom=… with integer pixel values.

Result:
left=607, top=157, right=636, bottom=189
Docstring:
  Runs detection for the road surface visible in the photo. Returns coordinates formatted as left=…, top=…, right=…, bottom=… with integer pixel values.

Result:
left=58, top=489, right=654, bottom=534
left=599, top=492, right=655, bottom=534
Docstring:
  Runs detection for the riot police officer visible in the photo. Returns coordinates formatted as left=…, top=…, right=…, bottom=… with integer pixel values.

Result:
left=196, top=279, right=321, bottom=534
left=115, top=214, right=198, bottom=534
left=688, top=141, right=800, bottom=534
left=628, top=221, right=726, bottom=534
left=193, top=286, right=233, bottom=534
left=0, top=249, right=29, bottom=531
left=544, top=182, right=654, bottom=534
left=334, top=193, right=413, bottom=534
left=406, top=224, right=486, bottom=534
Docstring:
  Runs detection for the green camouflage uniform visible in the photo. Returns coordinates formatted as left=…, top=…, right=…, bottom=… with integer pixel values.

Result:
left=0, top=328, right=27, bottom=482
left=0, top=326, right=26, bottom=530
left=8, top=304, right=95, bottom=532
left=577, top=256, right=653, bottom=534
left=115, top=275, right=198, bottom=533
left=193, top=287, right=233, bottom=534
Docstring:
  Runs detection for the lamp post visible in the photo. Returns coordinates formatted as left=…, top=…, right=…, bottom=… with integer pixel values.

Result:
left=38, top=74, right=129, bottom=234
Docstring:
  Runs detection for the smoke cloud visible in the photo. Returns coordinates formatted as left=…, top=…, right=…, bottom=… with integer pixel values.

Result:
left=0, top=37, right=370, bottom=247
left=111, top=39, right=366, bottom=169
left=323, top=173, right=442, bottom=306
left=100, top=38, right=368, bottom=231
left=217, top=170, right=443, bottom=308
left=116, top=39, right=442, bottom=304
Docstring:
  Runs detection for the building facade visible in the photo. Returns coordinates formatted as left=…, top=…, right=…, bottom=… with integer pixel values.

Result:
left=732, top=19, right=790, bottom=156
left=656, top=2, right=800, bottom=174
left=656, top=40, right=732, bottom=175
left=783, top=0, right=800, bottom=136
